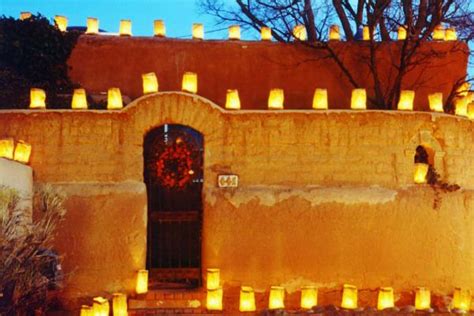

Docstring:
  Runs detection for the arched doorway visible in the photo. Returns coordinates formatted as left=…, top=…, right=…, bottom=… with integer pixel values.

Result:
left=144, top=124, right=204, bottom=288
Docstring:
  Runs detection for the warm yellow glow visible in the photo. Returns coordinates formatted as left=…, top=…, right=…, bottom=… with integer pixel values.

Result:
left=225, top=89, right=241, bottom=110
left=351, top=89, right=366, bottom=110
left=269, top=286, right=285, bottom=310
left=135, top=269, right=148, bottom=294
left=92, top=297, right=110, bottom=316
left=13, top=141, right=32, bottom=164
left=29, top=88, right=46, bottom=109
left=154, top=20, right=166, bottom=37
left=453, top=288, right=471, bottom=311
left=468, top=102, right=474, bottom=120
left=261, top=27, right=272, bottom=41
left=142, top=72, right=159, bottom=94
left=468, top=92, right=474, bottom=104
left=112, top=293, right=128, bottom=316
left=398, top=26, right=407, bottom=40
left=397, top=90, right=415, bottom=111
left=312, top=88, right=328, bottom=110
left=86, top=17, right=99, bottom=34
left=445, top=27, right=457, bottom=41
left=192, top=23, right=204, bottom=39
left=341, top=284, right=358, bottom=309
left=239, top=286, right=256, bottom=312
left=229, top=25, right=241, bottom=40
left=0, top=138, right=14, bottom=160
left=107, top=88, right=123, bottom=110
left=71, top=88, right=88, bottom=109
left=20, top=12, right=32, bottom=20
left=363, top=26, right=371, bottom=41
left=329, top=25, right=341, bottom=41
left=428, top=93, right=443, bottom=112
left=80, top=305, right=92, bottom=316
left=293, top=25, right=307, bottom=41
left=301, top=286, right=318, bottom=309
left=54, top=15, right=68, bottom=32
left=457, top=82, right=470, bottom=97
left=182, top=72, right=198, bottom=93
left=377, top=287, right=394, bottom=310
left=206, top=287, right=223, bottom=311
left=432, top=24, right=445, bottom=40
left=119, top=19, right=132, bottom=36
left=268, top=89, right=284, bottom=109
left=414, top=163, right=429, bottom=184
left=454, top=97, right=468, bottom=117
left=415, top=287, right=431, bottom=310
left=206, top=268, right=220, bottom=290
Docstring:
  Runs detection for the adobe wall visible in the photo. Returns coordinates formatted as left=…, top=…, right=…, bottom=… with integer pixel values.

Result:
left=68, top=36, right=469, bottom=111
left=0, top=93, right=473, bottom=306
left=0, top=158, right=32, bottom=198
left=0, top=158, right=33, bottom=216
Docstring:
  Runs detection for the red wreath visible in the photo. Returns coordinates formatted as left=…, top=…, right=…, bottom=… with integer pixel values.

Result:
left=155, top=138, right=196, bottom=190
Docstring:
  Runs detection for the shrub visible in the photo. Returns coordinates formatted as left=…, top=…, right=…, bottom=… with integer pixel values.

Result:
left=0, top=15, right=80, bottom=109
left=0, top=185, right=66, bottom=315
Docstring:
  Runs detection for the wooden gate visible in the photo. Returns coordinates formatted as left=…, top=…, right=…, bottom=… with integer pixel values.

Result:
left=144, top=124, right=203, bottom=288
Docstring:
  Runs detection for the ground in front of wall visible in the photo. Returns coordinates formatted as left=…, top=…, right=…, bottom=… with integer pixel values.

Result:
left=47, top=287, right=473, bottom=315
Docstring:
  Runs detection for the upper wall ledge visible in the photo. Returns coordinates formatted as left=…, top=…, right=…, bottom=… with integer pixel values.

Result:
left=0, top=91, right=472, bottom=124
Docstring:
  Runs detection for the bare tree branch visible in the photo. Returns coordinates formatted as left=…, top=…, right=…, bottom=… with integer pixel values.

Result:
left=304, top=0, right=318, bottom=41
left=199, top=0, right=473, bottom=109
left=333, top=0, right=354, bottom=40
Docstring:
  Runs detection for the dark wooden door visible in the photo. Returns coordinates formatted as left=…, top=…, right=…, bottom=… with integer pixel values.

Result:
left=144, top=124, right=203, bottom=288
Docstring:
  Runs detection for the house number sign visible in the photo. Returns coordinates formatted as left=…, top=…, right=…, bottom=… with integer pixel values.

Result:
left=218, top=175, right=239, bottom=188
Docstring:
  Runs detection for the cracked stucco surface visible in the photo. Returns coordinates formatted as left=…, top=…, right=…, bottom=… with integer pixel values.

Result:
left=206, top=186, right=398, bottom=208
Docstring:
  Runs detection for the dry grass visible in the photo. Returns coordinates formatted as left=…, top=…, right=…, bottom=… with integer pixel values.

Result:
left=0, top=184, right=66, bottom=315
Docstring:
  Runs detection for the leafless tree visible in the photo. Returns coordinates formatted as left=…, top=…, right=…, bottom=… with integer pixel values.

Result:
left=199, top=0, right=473, bottom=110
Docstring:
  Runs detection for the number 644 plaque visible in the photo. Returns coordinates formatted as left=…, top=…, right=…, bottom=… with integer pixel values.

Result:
left=218, top=175, right=239, bottom=188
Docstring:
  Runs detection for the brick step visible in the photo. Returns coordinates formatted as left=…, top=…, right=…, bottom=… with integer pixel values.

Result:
left=128, top=310, right=245, bottom=316
left=129, top=289, right=205, bottom=312
left=129, top=298, right=203, bottom=310
left=133, top=289, right=205, bottom=301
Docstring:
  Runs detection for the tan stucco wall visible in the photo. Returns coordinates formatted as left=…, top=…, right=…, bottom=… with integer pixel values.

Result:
left=206, top=187, right=474, bottom=293
left=53, top=182, right=147, bottom=301
left=68, top=36, right=469, bottom=110
left=0, top=93, right=473, bottom=305
left=0, top=158, right=33, bottom=216
left=0, top=158, right=33, bottom=197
